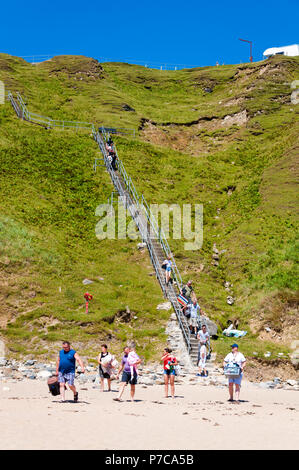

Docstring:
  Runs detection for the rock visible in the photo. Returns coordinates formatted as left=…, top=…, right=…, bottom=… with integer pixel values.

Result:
left=0, top=358, right=8, bottom=367
left=157, top=302, right=172, bottom=311
left=290, top=351, right=299, bottom=369
left=28, top=374, right=37, bottom=380
left=122, top=104, right=135, bottom=112
left=201, top=316, right=218, bottom=336
left=0, top=339, right=5, bottom=357
left=226, top=296, right=235, bottom=305
left=286, top=379, right=297, bottom=387
left=82, top=279, right=93, bottom=285
left=37, top=370, right=52, bottom=379
left=78, top=374, right=88, bottom=384
left=139, top=377, right=154, bottom=386
left=24, top=360, right=36, bottom=366
left=290, top=340, right=299, bottom=351
left=137, top=242, right=147, bottom=250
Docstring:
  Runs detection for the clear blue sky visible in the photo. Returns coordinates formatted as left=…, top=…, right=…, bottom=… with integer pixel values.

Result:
left=1, top=0, right=298, bottom=66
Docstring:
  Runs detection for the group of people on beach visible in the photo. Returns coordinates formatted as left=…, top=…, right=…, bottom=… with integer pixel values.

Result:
left=55, top=339, right=246, bottom=404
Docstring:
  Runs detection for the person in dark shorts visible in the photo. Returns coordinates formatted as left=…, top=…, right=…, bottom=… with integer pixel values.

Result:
left=161, top=347, right=178, bottom=399
left=55, top=341, right=85, bottom=402
left=114, top=342, right=141, bottom=402
left=98, top=344, right=113, bottom=392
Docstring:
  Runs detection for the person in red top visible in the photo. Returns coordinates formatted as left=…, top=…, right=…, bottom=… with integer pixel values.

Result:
left=161, top=348, right=178, bottom=399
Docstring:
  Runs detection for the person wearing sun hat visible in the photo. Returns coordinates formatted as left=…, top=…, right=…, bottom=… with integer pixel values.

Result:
left=223, top=343, right=246, bottom=403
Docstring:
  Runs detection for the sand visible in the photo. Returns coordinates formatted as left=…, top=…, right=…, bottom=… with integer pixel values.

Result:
left=0, top=379, right=298, bottom=450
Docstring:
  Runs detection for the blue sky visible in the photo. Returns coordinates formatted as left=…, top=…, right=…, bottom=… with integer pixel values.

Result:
left=1, top=0, right=298, bottom=67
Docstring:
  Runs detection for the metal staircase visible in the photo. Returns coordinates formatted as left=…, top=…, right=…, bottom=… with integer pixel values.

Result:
left=6, top=91, right=210, bottom=367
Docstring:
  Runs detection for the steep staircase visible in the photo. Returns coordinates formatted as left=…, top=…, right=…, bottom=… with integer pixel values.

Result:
left=7, top=91, right=215, bottom=370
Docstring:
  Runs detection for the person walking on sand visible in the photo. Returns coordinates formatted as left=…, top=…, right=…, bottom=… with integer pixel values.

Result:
left=162, top=255, right=172, bottom=286
left=55, top=341, right=85, bottom=402
left=114, top=342, right=141, bottom=402
left=98, top=344, right=114, bottom=392
left=223, top=343, right=246, bottom=403
left=197, top=324, right=210, bottom=377
left=161, top=348, right=178, bottom=399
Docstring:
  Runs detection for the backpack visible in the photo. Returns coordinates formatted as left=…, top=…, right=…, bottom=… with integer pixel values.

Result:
left=47, top=376, right=60, bottom=396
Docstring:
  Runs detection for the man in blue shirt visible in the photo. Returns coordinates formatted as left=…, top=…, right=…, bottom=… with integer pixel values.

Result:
left=56, top=341, right=85, bottom=402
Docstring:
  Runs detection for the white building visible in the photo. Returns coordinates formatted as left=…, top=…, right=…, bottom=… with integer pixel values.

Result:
left=263, top=44, right=299, bottom=58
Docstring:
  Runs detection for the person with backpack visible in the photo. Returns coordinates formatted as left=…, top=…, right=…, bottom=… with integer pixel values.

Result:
left=161, top=255, right=172, bottom=286
left=55, top=341, right=85, bottom=402
left=98, top=344, right=114, bottom=392
left=179, top=280, right=194, bottom=315
left=161, top=348, right=178, bottom=399
left=223, top=343, right=246, bottom=403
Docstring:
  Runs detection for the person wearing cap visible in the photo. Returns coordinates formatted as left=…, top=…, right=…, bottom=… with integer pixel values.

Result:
left=223, top=344, right=246, bottom=402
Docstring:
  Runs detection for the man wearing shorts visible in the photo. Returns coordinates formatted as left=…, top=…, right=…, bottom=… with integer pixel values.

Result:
left=188, top=299, right=201, bottom=335
left=56, top=341, right=85, bottom=402
left=114, top=343, right=141, bottom=402
left=223, top=343, right=246, bottom=403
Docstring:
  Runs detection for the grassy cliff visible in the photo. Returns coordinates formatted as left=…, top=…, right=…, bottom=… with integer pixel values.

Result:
left=0, top=53, right=298, bottom=364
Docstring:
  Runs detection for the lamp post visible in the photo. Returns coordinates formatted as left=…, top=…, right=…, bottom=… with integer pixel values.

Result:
left=239, top=38, right=253, bottom=63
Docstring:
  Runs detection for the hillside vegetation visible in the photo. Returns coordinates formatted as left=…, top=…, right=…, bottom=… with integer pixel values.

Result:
left=0, top=53, right=298, bottom=365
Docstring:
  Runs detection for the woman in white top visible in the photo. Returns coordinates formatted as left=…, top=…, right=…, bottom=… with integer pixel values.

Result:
left=196, top=325, right=210, bottom=377
left=223, top=343, right=246, bottom=402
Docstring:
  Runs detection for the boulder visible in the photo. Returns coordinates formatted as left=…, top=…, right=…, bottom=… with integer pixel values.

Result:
left=137, top=242, right=147, bottom=250
left=201, top=316, right=218, bottom=336
left=157, top=302, right=172, bottom=311
left=286, top=379, right=297, bottom=387
left=37, top=370, right=52, bottom=379
left=290, top=351, right=299, bottom=369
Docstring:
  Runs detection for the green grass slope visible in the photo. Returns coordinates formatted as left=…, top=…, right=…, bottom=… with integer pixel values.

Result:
left=0, top=53, right=298, bottom=364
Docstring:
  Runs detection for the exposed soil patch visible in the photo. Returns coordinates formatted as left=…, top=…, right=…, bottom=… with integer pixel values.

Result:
left=245, top=358, right=299, bottom=382
left=140, top=111, right=247, bottom=154
left=249, top=291, right=299, bottom=345
left=38, top=56, right=104, bottom=81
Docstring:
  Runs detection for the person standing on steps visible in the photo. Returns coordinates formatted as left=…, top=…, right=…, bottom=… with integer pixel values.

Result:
left=161, top=347, right=178, bottom=399
left=179, top=280, right=194, bottom=315
left=197, top=324, right=210, bottom=377
left=56, top=341, right=85, bottom=403
left=113, top=342, right=141, bottom=402
left=98, top=344, right=113, bottom=392
left=188, top=298, right=201, bottom=336
left=223, top=343, right=246, bottom=403
left=162, top=255, right=172, bottom=286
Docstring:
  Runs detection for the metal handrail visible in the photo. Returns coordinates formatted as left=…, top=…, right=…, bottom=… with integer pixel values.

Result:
left=7, top=91, right=190, bottom=352
left=95, top=129, right=190, bottom=351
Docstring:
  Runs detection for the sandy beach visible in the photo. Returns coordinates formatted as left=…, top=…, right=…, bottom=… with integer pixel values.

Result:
left=0, top=378, right=298, bottom=450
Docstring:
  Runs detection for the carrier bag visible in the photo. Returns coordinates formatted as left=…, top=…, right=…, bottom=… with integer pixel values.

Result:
left=47, top=375, right=60, bottom=396
left=223, top=363, right=241, bottom=377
